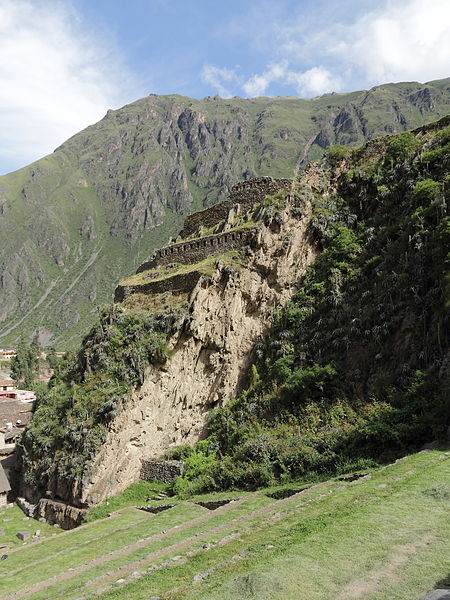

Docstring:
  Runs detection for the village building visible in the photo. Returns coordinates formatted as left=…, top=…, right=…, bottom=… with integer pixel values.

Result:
left=0, top=462, right=11, bottom=506
left=0, top=376, right=16, bottom=392
left=0, top=349, right=17, bottom=361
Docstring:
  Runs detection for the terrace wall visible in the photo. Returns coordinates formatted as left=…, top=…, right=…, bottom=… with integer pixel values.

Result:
left=179, top=176, right=292, bottom=239
left=136, top=227, right=257, bottom=273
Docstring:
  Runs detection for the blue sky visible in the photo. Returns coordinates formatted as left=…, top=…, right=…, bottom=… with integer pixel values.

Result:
left=0, top=0, right=449, bottom=174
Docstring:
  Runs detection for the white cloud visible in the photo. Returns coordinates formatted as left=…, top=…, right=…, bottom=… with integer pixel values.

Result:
left=201, top=65, right=241, bottom=98
left=285, top=66, right=342, bottom=96
left=203, top=0, right=450, bottom=98
left=331, top=0, right=450, bottom=85
left=0, top=0, right=135, bottom=174
left=242, top=62, right=288, bottom=96
left=242, top=62, right=341, bottom=97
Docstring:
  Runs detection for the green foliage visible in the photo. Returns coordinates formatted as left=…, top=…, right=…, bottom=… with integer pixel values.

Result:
left=19, top=304, right=184, bottom=493
left=174, top=122, right=449, bottom=495
left=10, top=334, right=40, bottom=387
left=326, top=145, right=350, bottom=165
left=412, top=178, right=442, bottom=205
left=171, top=440, right=218, bottom=498
left=384, top=131, right=420, bottom=163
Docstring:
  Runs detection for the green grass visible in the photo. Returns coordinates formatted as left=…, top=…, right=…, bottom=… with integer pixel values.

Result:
left=85, top=480, right=171, bottom=522
left=97, top=449, right=450, bottom=600
left=0, top=504, right=59, bottom=549
left=2, top=449, right=449, bottom=600
left=120, top=250, right=243, bottom=287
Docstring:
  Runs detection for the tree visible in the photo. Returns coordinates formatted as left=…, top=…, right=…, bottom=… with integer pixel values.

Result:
left=10, top=336, right=39, bottom=388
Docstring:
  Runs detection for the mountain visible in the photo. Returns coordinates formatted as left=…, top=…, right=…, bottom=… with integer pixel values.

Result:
left=18, top=116, right=449, bottom=516
left=1, top=78, right=449, bottom=348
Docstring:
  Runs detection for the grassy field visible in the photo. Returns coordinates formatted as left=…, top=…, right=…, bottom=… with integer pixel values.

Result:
left=1, top=448, right=449, bottom=599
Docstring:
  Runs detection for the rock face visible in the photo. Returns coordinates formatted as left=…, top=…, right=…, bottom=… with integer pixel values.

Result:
left=16, top=495, right=87, bottom=529
left=35, top=499, right=87, bottom=530
left=0, top=80, right=449, bottom=347
left=79, top=189, right=318, bottom=505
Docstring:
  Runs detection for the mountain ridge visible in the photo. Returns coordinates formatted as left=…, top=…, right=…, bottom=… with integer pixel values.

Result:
left=1, top=77, right=449, bottom=347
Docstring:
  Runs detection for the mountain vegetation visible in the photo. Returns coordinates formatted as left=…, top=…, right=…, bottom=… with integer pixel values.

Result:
left=17, top=116, right=449, bottom=507
left=168, top=118, right=450, bottom=494
left=1, top=78, right=449, bottom=348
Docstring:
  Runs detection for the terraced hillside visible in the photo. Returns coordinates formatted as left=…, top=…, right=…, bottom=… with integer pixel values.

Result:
left=0, top=78, right=449, bottom=347
left=1, top=448, right=449, bottom=599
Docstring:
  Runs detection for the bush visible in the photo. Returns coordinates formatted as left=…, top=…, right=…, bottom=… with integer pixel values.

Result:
left=412, top=179, right=442, bottom=206
left=385, top=132, right=420, bottom=163
left=326, top=145, right=350, bottom=165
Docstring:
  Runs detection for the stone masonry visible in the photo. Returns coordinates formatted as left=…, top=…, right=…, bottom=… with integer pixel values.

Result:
left=179, top=176, right=292, bottom=239
left=136, top=227, right=257, bottom=273
left=140, top=460, right=185, bottom=483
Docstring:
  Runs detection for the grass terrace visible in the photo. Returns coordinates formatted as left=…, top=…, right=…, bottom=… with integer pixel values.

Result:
left=119, top=250, right=244, bottom=288
left=0, top=449, right=448, bottom=599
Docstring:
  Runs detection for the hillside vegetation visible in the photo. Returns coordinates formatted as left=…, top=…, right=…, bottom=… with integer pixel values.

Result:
left=169, top=117, right=450, bottom=494
left=17, top=117, right=449, bottom=510
left=1, top=78, right=449, bottom=347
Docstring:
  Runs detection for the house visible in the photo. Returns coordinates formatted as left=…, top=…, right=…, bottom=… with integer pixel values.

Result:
left=0, top=463, right=11, bottom=506
left=0, top=376, right=16, bottom=392
left=0, top=349, right=17, bottom=361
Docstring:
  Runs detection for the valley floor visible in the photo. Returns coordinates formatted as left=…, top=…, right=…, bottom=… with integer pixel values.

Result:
left=1, top=448, right=449, bottom=600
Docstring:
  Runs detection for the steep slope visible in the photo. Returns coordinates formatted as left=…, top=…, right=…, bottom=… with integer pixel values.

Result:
left=1, top=78, right=449, bottom=347
left=17, top=117, right=449, bottom=516
left=18, top=176, right=319, bottom=508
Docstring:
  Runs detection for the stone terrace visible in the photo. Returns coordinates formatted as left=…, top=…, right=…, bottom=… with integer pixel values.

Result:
left=179, top=176, right=292, bottom=240
left=136, top=227, right=257, bottom=273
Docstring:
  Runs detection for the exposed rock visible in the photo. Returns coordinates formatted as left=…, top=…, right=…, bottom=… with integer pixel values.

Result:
left=16, top=531, right=30, bottom=540
left=421, top=591, right=450, bottom=600
left=34, top=499, right=87, bottom=530
left=1, top=82, right=449, bottom=346
left=79, top=186, right=318, bottom=505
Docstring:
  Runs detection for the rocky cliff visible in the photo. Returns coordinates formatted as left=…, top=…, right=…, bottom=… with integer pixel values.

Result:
left=17, top=116, right=449, bottom=522
left=18, top=171, right=324, bottom=512
left=82, top=191, right=318, bottom=505
left=1, top=79, right=449, bottom=347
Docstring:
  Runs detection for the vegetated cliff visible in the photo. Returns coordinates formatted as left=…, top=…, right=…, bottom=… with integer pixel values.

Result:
left=17, top=175, right=319, bottom=509
left=1, top=78, right=449, bottom=347
left=173, top=117, right=450, bottom=495
left=17, top=116, right=449, bottom=520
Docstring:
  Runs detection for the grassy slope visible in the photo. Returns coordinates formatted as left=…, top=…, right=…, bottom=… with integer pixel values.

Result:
left=0, top=79, right=449, bottom=348
left=1, top=448, right=448, bottom=599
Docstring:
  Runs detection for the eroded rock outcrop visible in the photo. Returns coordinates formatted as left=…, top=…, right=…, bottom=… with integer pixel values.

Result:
left=80, top=189, right=318, bottom=505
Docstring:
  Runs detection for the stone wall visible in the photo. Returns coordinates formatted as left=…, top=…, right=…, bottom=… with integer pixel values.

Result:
left=179, top=177, right=292, bottom=239
left=140, top=460, right=185, bottom=483
left=136, top=228, right=257, bottom=273
left=115, top=269, right=203, bottom=302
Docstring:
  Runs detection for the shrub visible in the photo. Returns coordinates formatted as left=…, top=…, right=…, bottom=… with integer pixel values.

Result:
left=326, top=145, right=350, bottom=165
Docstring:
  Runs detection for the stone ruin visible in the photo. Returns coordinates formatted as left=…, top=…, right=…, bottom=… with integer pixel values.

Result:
left=179, top=176, right=292, bottom=240
left=136, top=177, right=292, bottom=274
left=115, top=176, right=292, bottom=301
left=137, top=227, right=257, bottom=273
left=140, top=460, right=185, bottom=484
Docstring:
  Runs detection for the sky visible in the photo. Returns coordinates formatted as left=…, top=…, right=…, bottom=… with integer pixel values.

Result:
left=0, top=0, right=449, bottom=174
